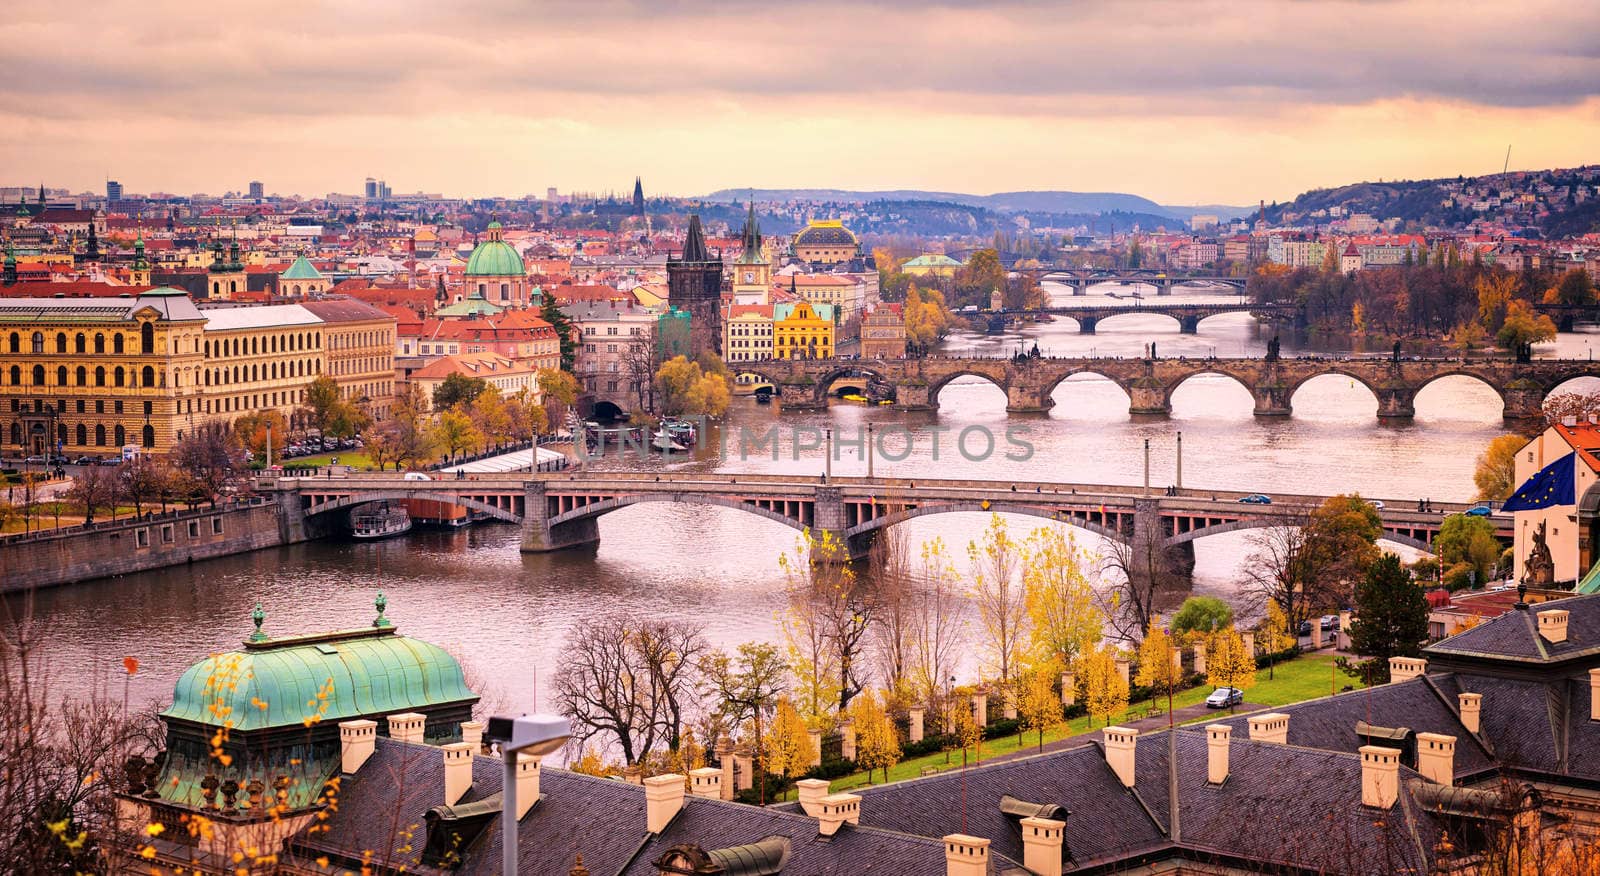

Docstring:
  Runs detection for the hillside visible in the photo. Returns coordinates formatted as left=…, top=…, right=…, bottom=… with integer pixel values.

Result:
left=1260, top=165, right=1600, bottom=234
left=701, top=188, right=1252, bottom=220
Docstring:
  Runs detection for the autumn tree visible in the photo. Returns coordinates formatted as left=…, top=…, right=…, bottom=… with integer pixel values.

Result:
left=1474, top=434, right=1525, bottom=501
left=1134, top=622, right=1182, bottom=710
left=907, top=538, right=969, bottom=726
left=552, top=616, right=707, bottom=766
left=118, top=455, right=169, bottom=516
left=950, top=689, right=983, bottom=767
left=431, top=408, right=482, bottom=461
left=173, top=423, right=245, bottom=506
left=467, top=385, right=513, bottom=447
left=903, top=285, right=954, bottom=352
left=655, top=356, right=730, bottom=418
left=700, top=641, right=786, bottom=802
left=1255, top=601, right=1295, bottom=679
left=1205, top=626, right=1256, bottom=702
left=1242, top=496, right=1381, bottom=634
left=969, top=515, right=1028, bottom=686
left=780, top=530, right=874, bottom=717
left=850, top=690, right=900, bottom=783
left=764, top=697, right=813, bottom=780
left=1542, top=268, right=1595, bottom=306
left=1496, top=300, right=1557, bottom=350
left=1475, top=271, right=1518, bottom=334
left=233, top=409, right=289, bottom=462
left=1344, top=554, right=1430, bottom=684
left=867, top=524, right=915, bottom=701
left=64, top=464, right=116, bottom=524
left=1080, top=647, right=1129, bottom=727
left=1436, top=513, right=1502, bottom=587
left=1022, top=527, right=1102, bottom=671
left=1543, top=390, right=1600, bottom=427
left=537, top=367, right=581, bottom=433
left=1015, top=660, right=1063, bottom=752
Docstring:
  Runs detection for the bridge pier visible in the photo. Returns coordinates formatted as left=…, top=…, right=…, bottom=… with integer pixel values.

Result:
left=520, top=482, right=601, bottom=553
left=895, top=381, right=933, bottom=411
left=1178, top=316, right=1202, bottom=334
left=1005, top=385, right=1055, bottom=414
left=1127, top=378, right=1171, bottom=415
left=1251, top=380, right=1293, bottom=417
left=1503, top=379, right=1545, bottom=424
left=1076, top=316, right=1098, bottom=334
left=1375, top=386, right=1416, bottom=420
left=780, top=378, right=827, bottom=411
left=1155, top=279, right=1172, bottom=296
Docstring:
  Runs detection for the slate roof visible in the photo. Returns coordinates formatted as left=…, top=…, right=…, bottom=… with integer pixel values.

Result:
left=1426, top=595, right=1600, bottom=665
left=292, top=738, right=991, bottom=875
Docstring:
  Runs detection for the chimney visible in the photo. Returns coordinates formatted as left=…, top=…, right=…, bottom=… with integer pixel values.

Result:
left=1248, top=712, right=1290, bottom=745
left=688, top=767, right=721, bottom=800
left=388, top=712, right=426, bottom=744
left=1060, top=671, right=1076, bottom=707
left=1360, top=746, right=1400, bottom=809
left=817, top=792, right=861, bottom=837
left=460, top=720, right=484, bottom=751
left=339, top=719, right=377, bottom=774
left=1538, top=609, right=1570, bottom=644
left=1416, top=732, right=1456, bottom=785
left=1205, top=724, right=1231, bottom=784
left=1458, top=692, right=1482, bottom=734
left=644, top=774, right=686, bottom=834
left=1591, top=670, right=1600, bottom=722
left=442, top=742, right=474, bottom=806
left=1020, top=816, right=1066, bottom=876
left=796, top=778, right=831, bottom=817
left=1389, top=657, right=1427, bottom=683
left=1192, top=643, right=1206, bottom=675
left=514, top=753, right=541, bottom=819
left=943, top=834, right=990, bottom=876
left=1103, top=726, right=1138, bottom=788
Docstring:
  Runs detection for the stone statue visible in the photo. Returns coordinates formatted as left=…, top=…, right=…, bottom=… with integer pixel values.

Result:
left=1265, top=335, right=1281, bottom=361
left=1522, top=520, right=1554, bottom=589
left=1392, top=340, right=1401, bottom=362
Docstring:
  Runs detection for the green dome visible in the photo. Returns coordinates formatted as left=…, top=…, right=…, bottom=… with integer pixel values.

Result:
left=465, top=239, right=524, bottom=277
left=161, top=627, right=477, bottom=733
left=142, top=286, right=188, bottom=297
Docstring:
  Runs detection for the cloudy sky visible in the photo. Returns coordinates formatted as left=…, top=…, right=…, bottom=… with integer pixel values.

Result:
left=4, top=0, right=1597, bottom=205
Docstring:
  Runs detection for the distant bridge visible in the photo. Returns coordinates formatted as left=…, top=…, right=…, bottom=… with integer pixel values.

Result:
left=264, top=471, right=1509, bottom=560
left=996, top=301, right=1297, bottom=334
left=729, top=354, right=1600, bottom=420
left=1031, top=269, right=1248, bottom=296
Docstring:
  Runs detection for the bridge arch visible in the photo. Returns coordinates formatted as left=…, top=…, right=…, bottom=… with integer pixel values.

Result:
left=1543, top=373, right=1600, bottom=398
left=926, top=368, right=1010, bottom=406
left=1168, top=369, right=1256, bottom=401
left=304, top=491, right=522, bottom=523
left=1165, top=517, right=1435, bottom=554
left=1039, top=369, right=1134, bottom=410
left=1286, top=369, right=1383, bottom=404
left=814, top=364, right=891, bottom=402
left=549, top=493, right=812, bottom=534
left=843, top=502, right=1131, bottom=546
left=1412, top=371, right=1508, bottom=415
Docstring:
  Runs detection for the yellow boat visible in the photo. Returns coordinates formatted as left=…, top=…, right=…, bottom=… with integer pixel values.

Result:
left=842, top=393, right=868, bottom=403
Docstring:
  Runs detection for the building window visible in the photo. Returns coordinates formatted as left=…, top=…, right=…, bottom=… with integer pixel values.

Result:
left=31, top=332, right=43, bottom=354
left=141, top=322, right=154, bottom=355
left=113, top=335, right=124, bottom=355
left=114, top=425, right=125, bottom=446
left=188, top=520, right=199, bottom=538
left=75, top=333, right=85, bottom=354
left=212, top=517, right=223, bottom=535
left=161, top=524, right=174, bottom=544
left=135, top=528, right=149, bottom=548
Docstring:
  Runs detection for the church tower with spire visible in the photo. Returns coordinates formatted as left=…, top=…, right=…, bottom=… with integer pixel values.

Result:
left=631, top=177, right=645, bottom=216
left=129, top=236, right=152, bottom=286
left=667, top=214, right=725, bottom=359
left=731, top=201, right=770, bottom=305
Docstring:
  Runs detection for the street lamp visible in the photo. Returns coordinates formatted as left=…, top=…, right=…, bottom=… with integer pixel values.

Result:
left=484, top=713, right=570, bottom=876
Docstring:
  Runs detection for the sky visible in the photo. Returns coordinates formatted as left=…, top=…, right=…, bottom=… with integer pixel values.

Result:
left=3, top=0, right=1598, bottom=207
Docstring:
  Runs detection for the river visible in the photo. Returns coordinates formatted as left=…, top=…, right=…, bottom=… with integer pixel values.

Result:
left=14, top=282, right=1600, bottom=719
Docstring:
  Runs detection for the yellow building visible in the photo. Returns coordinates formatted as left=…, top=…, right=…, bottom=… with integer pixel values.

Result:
left=901, top=253, right=963, bottom=278
left=301, top=299, right=396, bottom=420
left=773, top=301, right=834, bottom=360
left=0, top=289, right=205, bottom=455
left=724, top=304, right=774, bottom=364
left=793, top=219, right=859, bottom=264
left=198, top=304, right=326, bottom=430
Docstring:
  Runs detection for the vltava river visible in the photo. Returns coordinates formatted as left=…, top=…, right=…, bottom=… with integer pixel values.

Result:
left=16, top=283, right=1600, bottom=718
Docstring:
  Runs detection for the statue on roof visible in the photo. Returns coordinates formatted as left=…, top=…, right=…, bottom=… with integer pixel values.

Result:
left=1522, top=520, right=1554, bottom=590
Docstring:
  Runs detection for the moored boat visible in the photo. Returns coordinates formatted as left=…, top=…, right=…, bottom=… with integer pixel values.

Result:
left=351, top=502, right=412, bottom=539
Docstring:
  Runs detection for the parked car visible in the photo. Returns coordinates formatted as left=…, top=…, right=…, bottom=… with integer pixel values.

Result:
left=1368, top=500, right=1385, bottom=510
left=1205, top=687, right=1245, bottom=709
left=1465, top=505, right=1493, bottom=517
left=95, top=457, right=121, bottom=466
left=22, top=455, right=45, bottom=464
left=1297, top=620, right=1313, bottom=636
left=1320, top=614, right=1339, bottom=631
left=1238, top=494, right=1272, bottom=505
left=402, top=471, right=432, bottom=481
left=72, top=455, right=97, bottom=465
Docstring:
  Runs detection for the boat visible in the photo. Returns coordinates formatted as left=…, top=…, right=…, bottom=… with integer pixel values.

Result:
left=754, top=393, right=772, bottom=404
left=351, top=502, right=412, bottom=540
left=842, top=393, right=868, bottom=403
left=660, top=417, right=698, bottom=444
left=652, top=430, right=686, bottom=452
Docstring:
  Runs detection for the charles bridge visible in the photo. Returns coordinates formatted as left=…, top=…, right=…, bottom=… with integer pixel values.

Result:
left=261, top=472, right=1509, bottom=569
left=1000, top=301, right=1297, bottom=334
left=732, top=354, right=1600, bottom=421
left=1032, top=269, right=1248, bottom=295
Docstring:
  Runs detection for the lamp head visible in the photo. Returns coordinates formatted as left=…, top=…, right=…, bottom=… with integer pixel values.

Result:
left=485, top=713, right=570, bottom=757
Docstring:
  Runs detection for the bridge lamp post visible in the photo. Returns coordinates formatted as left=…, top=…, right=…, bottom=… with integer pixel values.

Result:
left=1143, top=438, right=1151, bottom=497
left=824, top=428, right=832, bottom=480
left=866, top=423, right=875, bottom=480
left=485, top=713, right=570, bottom=876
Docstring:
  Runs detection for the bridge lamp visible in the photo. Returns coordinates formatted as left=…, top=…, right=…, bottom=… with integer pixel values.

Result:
left=485, top=713, right=570, bottom=876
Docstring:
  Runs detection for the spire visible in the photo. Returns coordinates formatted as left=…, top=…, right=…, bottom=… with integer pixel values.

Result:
left=632, top=177, right=644, bottom=216
left=37, top=182, right=45, bottom=206
left=738, top=199, right=762, bottom=264
left=85, top=220, right=100, bottom=261
left=680, top=214, right=709, bottom=262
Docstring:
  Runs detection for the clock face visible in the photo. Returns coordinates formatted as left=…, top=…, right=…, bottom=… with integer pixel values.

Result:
left=743, top=272, right=753, bottom=283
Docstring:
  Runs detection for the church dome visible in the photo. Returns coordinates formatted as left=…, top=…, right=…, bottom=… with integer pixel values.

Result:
left=464, top=220, right=525, bottom=277
left=794, top=220, right=858, bottom=248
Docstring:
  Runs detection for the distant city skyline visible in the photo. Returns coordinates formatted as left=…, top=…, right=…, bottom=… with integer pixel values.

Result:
left=4, top=0, right=1598, bottom=206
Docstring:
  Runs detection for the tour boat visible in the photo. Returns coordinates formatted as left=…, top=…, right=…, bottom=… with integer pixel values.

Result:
left=660, top=417, right=698, bottom=444
left=350, top=502, right=412, bottom=540
left=652, top=430, right=686, bottom=452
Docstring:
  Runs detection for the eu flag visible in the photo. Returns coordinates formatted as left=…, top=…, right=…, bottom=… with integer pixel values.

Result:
left=1502, top=452, right=1576, bottom=511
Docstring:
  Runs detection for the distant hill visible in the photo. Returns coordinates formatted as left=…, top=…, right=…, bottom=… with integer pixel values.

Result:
left=700, top=188, right=1253, bottom=221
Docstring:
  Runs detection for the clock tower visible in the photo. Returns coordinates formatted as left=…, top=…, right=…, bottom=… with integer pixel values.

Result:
left=732, top=201, right=770, bottom=305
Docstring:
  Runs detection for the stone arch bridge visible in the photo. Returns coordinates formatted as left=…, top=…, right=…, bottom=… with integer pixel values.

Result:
left=263, top=472, right=1508, bottom=567
left=1031, top=270, right=1249, bottom=296
left=732, top=355, right=1600, bottom=420
left=999, top=302, right=1296, bottom=334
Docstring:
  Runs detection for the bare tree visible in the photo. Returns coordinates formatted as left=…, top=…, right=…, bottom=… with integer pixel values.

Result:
left=551, top=616, right=706, bottom=766
left=64, top=464, right=115, bottom=524
left=908, top=538, right=969, bottom=724
left=1099, top=534, right=1185, bottom=645
left=867, top=524, right=915, bottom=699
left=781, top=530, right=876, bottom=716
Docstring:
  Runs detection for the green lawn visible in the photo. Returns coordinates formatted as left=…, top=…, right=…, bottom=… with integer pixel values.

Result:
left=276, top=451, right=376, bottom=470
left=821, top=653, right=1363, bottom=794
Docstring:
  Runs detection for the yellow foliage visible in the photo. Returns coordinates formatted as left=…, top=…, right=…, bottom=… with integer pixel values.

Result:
left=1081, top=647, right=1129, bottom=727
left=1206, top=626, right=1256, bottom=693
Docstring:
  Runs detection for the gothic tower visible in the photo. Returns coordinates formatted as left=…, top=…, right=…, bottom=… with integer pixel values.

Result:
left=731, top=201, right=770, bottom=304
left=667, top=214, right=724, bottom=359
left=632, top=177, right=645, bottom=216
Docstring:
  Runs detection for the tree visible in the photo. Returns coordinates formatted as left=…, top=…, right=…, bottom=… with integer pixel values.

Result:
left=468, top=385, right=513, bottom=447
left=173, top=423, right=245, bottom=506
left=64, top=464, right=115, bottom=524
left=506, top=387, right=548, bottom=443
left=540, top=301, right=578, bottom=371
left=118, top=456, right=169, bottom=517
left=538, top=367, right=581, bottom=432
left=850, top=690, right=900, bottom=783
left=431, top=409, right=482, bottom=461
left=1474, top=434, right=1525, bottom=501
left=432, top=373, right=488, bottom=412
left=1344, top=554, right=1430, bottom=684
left=1170, top=596, right=1234, bottom=642
left=1015, top=660, right=1063, bottom=752
left=780, top=530, right=874, bottom=717
left=368, top=383, right=435, bottom=471
left=764, top=697, right=812, bottom=780
left=1022, top=527, right=1102, bottom=671
left=969, top=515, right=1027, bottom=686
left=903, top=285, right=954, bottom=352
left=1255, top=601, right=1294, bottom=679
left=1436, top=513, right=1501, bottom=588
left=1242, top=497, right=1382, bottom=634
left=1134, top=622, right=1181, bottom=707
left=654, top=356, right=730, bottom=418
left=950, top=688, right=983, bottom=766
left=1543, top=268, right=1595, bottom=306
left=1543, top=390, right=1600, bottom=426
left=1099, top=535, right=1184, bottom=644
left=867, top=524, right=915, bottom=700
left=701, top=642, right=787, bottom=794
left=907, top=538, right=969, bottom=727
left=304, top=375, right=342, bottom=433
left=552, top=616, right=707, bottom=766
left=1080, top=647, right=1128, bottom=727
left=233, top=409, right=289, bottom=462
left=1205, top=627, right=1256, bottom=700
left=1496, top=300, right=1557, bottom=350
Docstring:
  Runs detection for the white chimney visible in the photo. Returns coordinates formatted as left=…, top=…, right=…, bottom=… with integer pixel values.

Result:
left=1538, top=609, right=1570, bottom=644
left=388, top=712, right=426, bottom=744
left=1416, top=732, right=1456, bottom=786
left=1060, top=671, right=1076, bottom=707
left=1459, top=692, right=1482, bottom=734
left=1360, top=746, right=1400, bottom=809
left=339, top=719, right=377, bottom=774
left=817, top=792, right=861, bottom=837
left=1205, top=724, right=1231, bottom=784
left=1248, top=712, right=1290, bottom=745
left=943, top=834, right=990, bottom=876
left=1020, top=816, right=1065, bottom=876
left=1103, top=726, right=1138, bottom=788
left=688, top=767, right=721, bottom=800
left=796, top=778, right=831, bottom=817
left=1591, top=670, right=1600, bottom=722
left=514, top=753, right=541, bottom=819
left=807, top=729, right=823, bottom=768
left=460, top=720, right=484, bottom=751
left=442, top=742, right=473, bottom=806
left=644, top=774, right=686, bottom=834
left=1389, top=657, right=1427, bottom=683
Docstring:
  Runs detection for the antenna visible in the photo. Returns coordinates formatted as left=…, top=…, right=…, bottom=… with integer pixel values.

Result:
left=1503, top=145, right=1512, bottom=175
